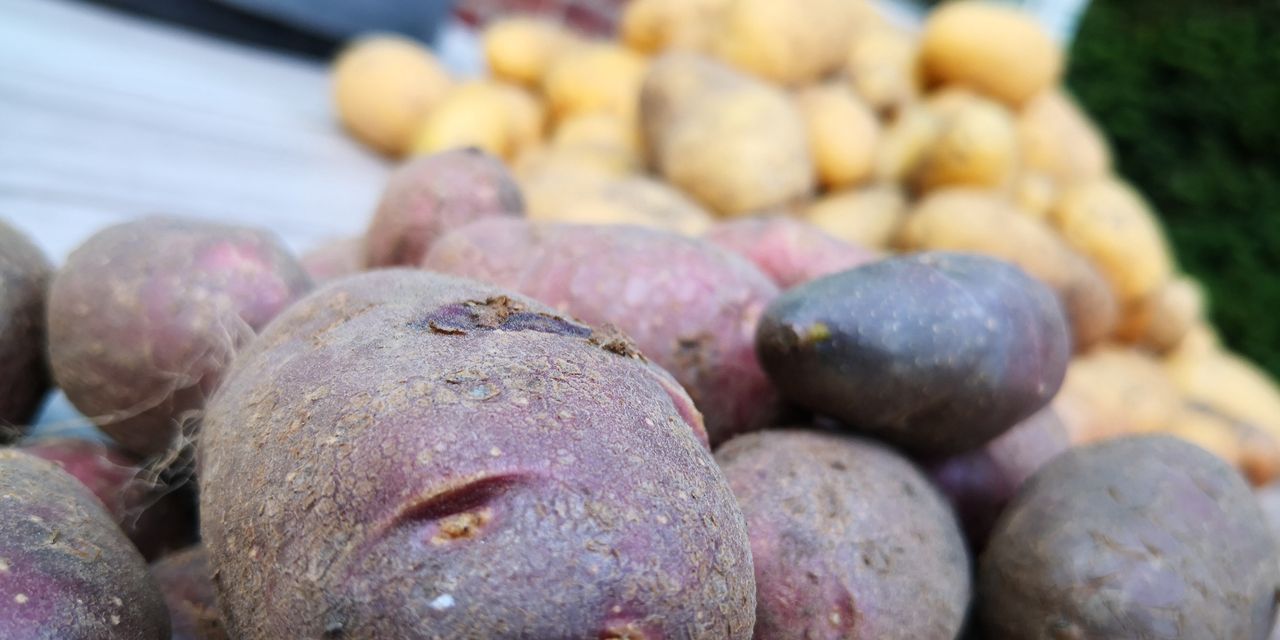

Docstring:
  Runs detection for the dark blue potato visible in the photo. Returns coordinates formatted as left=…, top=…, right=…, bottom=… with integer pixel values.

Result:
left=980, top=435, right=1279, bottom=639
left=755, top=251, right=1069, bottom=455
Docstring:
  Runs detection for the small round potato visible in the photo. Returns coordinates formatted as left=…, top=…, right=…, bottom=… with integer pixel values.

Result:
left=409, top=82, right=511, bottom=159
left=845, top=27, right=921, bottom=113
left=912, top=92, right=1019, bottom=191
left=1114, top=275, right=1205, bottom=353
left=920, top=1, right=1063, bottom=106
left=620, top=0, right=730, bottom=54
left=801, top=185, right=908, bottom=250
left=797, top=83, right=881, bottom=189
left=482, top=18, right=576, bottom=88
left=1018, top=88, right=1112, bottom=184
left=331, top=34, right=452, bottom=156
left=709, top=0, right=860, bottom=86
left=543, top=43, right=648, bottom=125
left=0, top=220, right=52, bottom=433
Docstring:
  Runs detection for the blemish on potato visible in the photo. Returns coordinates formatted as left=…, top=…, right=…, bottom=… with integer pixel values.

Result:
left=13, top=593, right=27, bottom=604
left=431, top=508, right=494, bottom=544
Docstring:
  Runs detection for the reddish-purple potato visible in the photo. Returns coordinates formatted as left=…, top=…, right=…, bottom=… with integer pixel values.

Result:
left=151, top=547, right=227, bottom=640
left=423, top=219, right=781, bottom=444
left=47, top=217, right=312, bottom=457
left=0, top=220, right=52, bottom=434
left=717, top=430, right=970, bottom=639
left=365, top=148, right=525, bottom=267
left=980, top=435, right=1279, bottom=638
left=703, top=216, right=877, bottom=288
left=200, top=270, right=754, bottom=639
left=926, top=408, right=1070, bottom=549
left=756, top=251, right=1070, bottom=455
left=299, top=236, right=365, bottom=283
left=22, top=438, right=197, bottom=560
left=0, top=449, right=169, bottom=640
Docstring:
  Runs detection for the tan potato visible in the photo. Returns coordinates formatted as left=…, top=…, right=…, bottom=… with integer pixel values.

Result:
left=410, top=83, right=510, bottom=158
left=495, top=82, right=547, bottom=158
left=1019, top=88, right=1112, bottom=184
left=797, top=84, right=881, bottom=189
left=1050, top=177, right=1175, bottom=304
left=920, top=1, right=1063, bottom=106
left=551, top=113, right=640, bottom=155
left=845, top=27, right=921, bottom=113
left=1055, top=346, right=1182, bottom=445
left=900, top=189, right=1118, bottom=350
left=913, top=93, right=1019, bottom=191
left=482, top=18, right=576, bottom=87
left=1115, top=276, right=1205, bottom=353
left=710, top=0, right=863, bottom=86
left=1166, top=349, right=1280, bottom=444
left=520, top=173, right=714, bottom=236
left=641, top=53, right=814, bottom=216
left=543, top=43, right=648, bottom=125
left=801, top=185, right=907, bottom=249
left=331, top=34, right=452, bottom=156
left=621, top=0, right=730, bottom=54
left=1166, top=406, right=1244, bottom=469
left=513, top=145, right=639, bottom=181
left=1012, top=171, right=1057, bottom=220
left=874, top=104, right=942, bottom=183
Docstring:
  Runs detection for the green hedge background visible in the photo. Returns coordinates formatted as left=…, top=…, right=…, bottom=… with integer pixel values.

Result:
left=1066, top=0, right=1280, bottom=374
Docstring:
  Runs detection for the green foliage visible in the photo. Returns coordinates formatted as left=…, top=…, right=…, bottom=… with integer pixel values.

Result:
left=1067, top=0, right=1280, bottom=374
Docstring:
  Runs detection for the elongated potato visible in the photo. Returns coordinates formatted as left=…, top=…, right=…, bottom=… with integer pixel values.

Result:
left=1055, top=346, right=1182, bottom=444
left=1166, top=347, right=1280, bottom=451
left=920, top=1, right=1063, bottom=106
left=482, top=18, right=576, bottom=87
left=797, top=84, right=881, bottom=189
left=332, top=34, right=452, bottom=156
left=0, top=220, right=52, bottom=434
left=704, top=216, right=876, bottom=288
left=710, top=0, right=861, bottom=86
left=1018, top=88, right=1111, bottom=185
left=621, top=0, right=730, bottom=53
left=521, top=173, right=713, bottom=236
left=801, top=185, right=908, bottom=249
left=845, top=27, right=921, bottom=113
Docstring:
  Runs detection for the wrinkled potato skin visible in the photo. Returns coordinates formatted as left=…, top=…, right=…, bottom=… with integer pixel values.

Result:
left=704, top=216, right=876, bottom=289
left=979, top=436, right=1279, bottom=639
left=0, top=449, right=169, bottom=640
left=365, top=148, right=525, bottom=268
left=482, top=18, right=575, bottom=88
left=150, top=547, right=227, bottom=640
left=920, top=1, right=1063, bottom=106
left=300, top=236, right=365, bottom=284
left=424, top=220, right=780, bottom=444
left=801, top=185, right=907, bottom=249
left=756, top=252, right=1070, bottom=455
left=332, top=35, right=452, bottom=156
left=0, top=220, right=52, bottom=433
left=47, top=217, right=312, bottom=457
left=717, top=430, right=971, bottom=640
left=200, top=271, right=754, bottom=639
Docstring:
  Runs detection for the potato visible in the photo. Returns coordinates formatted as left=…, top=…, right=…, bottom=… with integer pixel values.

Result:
left=365, top=148, right=524, bottom=268
left=913, top=92, right=1019, bottom=191
left=299, top=236, right=365, bottom=284
left=1115, top=275, right=1205, bottom=353
left=22, top=437, right=197, bottom=561
left=409, top=82, right=511, bottom=158
left=496, top=83, right=547, bottom=158
left=0, top=449, right=169, bottom=639
left=926, top=408, right=1070, bottom=550
left=797, top=83, right=881, bottom=189
left=47, top=217, right=312, bottom=457
left=845, top=27, right=921, bottom=113
left=1018, top=88, right=1112, bottom=185
left=521, top=173, right=713, bottom=236
left=641, top=53, right=814, bottom=216
left=920, top=1, right=1063, bottom=106
left=979, top=435, right=1279, bottom=638
left=801, top=185, right=908, bottom=249
left=0, top=220, right=52, bottom=434
left=1166, top=347, right=1280, bottom=449
left=331, top=34, right=452, bottom=156
left=482, top=18, right=575, bottom=88
left=150, top=547, right=227, bottom=640
left=543, top=43, right=647, bottom=125
left=710, top=0, right=861, bottom=86
left=1012, top=171, right=1057, bottom=220
left=718, top=430, right=970, bottom=639
left=756, top=252, right=1070, bottom=455
left=1054, top=346, right=1181, bottom=444
left=621, top=0, right=730, bottom=53
left=873, top=104, right=942, bottom=183
left=1166, top=404, right=1245, bottom=469
left=424, top=220, right=780, bottom=445
left=200, top=271, right=755, bottom=638
left=513, top=145, right=639, bottom=181
left=703, top=216, right=876, bottom=288
left=551, top=112, right=640, bottom=155
left=900, top=189, right=1119, bottom=350
left=1050, top=177, right=1175, bottom=304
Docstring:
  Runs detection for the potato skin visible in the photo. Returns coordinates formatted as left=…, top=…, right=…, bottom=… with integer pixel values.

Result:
left=47, top=217, right=312, bottom=457
left=920, top=1, right=1062, bottom=106
left=979, top=435, right=1279, bottom=639
left=200, top=271, right=754, bottom=639
left=0, top=449, right=169, bottom=640
left=366, top=148, right=525, bottom=267
left=0, top=220, right=52, bottom=433
left=703, top=216, right=875, bottom=289
left=331, top=34, right=452, bottom=156
left=717, top=430, right=970, bottom=639
left=300, top=236, right=365, bottom=283
left=801, top=185, right=907, bottom=250
left=424, top=220, right=780, bottom=445
left=756, top=252, right=1070, bottom=455
left=150, top=547, right=227, bottom=640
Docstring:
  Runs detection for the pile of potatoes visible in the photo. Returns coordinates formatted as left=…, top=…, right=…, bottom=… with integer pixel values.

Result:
left=4, top=0, right=1280, bottom=638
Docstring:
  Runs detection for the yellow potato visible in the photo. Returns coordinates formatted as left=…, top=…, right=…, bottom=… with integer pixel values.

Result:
left=496, top=83, right=547, bottom=158
left=552, top=113, right=640, bottom=155
left=874, top=105, right=942, bottom=183
left=513, top=145, right=639, bottom=181
left=801, top=185, right=906, bottom=249
left=621, top=0, right=730, bottom=53
left=1115, top=276, right=1205, bottom=353
left=1166, top=348, right=1280, bottom=444
left=900, top=189, right=1118, bottom=350
left=1055, top=346, right=1182, bottom=444
left=521, top=173, right=713, bottom=236
left=845, top=27, right=921, bottom=113
left=912, top=93, right=1019, bottom=191
left=1050, top=178, right=1175, bottom=304
left=641, top=53, right=814, bottom=216
left=1018, top=88, right=1111, bottom=184
left=1165, top=406, right=1243, bottom=469
left=483, top=18, right=576, bottom=87
left=797, top=84, right=881, bottom=189
left=331, top=34, right=453, bottom=156
left=920, top=1, right=1063, bottom=106
left=409, top=83, right=511, bottom=158
left=1012, top=172, right=1057, bottom=220
left=710, top=0, right=864, bottom=86
left=543, top=43, right=648, bottom=125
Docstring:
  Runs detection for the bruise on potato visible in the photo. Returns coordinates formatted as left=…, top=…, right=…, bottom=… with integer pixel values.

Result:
left=199, top=271, right=754, bottom=639
left=703, top=216, right=876, bottom=289
left=150, top=546, right=227, bottom=640
left=979, top=435, right=1279, bottom=639
left=0, top=220, right=52, bottom=435
left=365, top=148, right=525, bottom=268
left=424, top=219, right=780, bottom=445
left=47, top=216, right=312, bottom=458
left=757, top=251, right=1070, bottom=455
left=0, top=449, right=169, bottom=640
left=717, top=430, right=971, bottom=639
